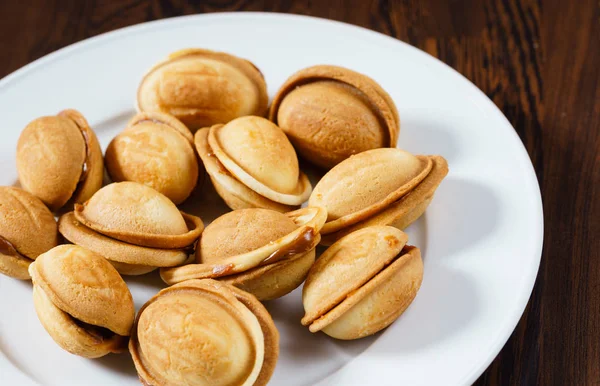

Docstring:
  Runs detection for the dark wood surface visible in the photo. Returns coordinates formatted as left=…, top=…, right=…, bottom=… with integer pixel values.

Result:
left=1, top=0, right=598, bottom=384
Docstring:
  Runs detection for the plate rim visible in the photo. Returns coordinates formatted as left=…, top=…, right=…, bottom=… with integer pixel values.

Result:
left=0, top=12, right=544, bottom=386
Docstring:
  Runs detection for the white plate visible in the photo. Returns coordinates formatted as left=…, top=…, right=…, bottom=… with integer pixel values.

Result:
left=0, top=13, right=543, bottom=386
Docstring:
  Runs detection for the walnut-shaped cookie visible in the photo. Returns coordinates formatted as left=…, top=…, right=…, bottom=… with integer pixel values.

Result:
left=59, top=182, right=203, bottom=275
left=302, top=226, right=423, bottom=340
left=161, top=206, right=326, bottom=301
left=270, top=65, right=399, bottom=168
left=309, top=148, right=448, bottom=245
left=29, top=245, right=134, bottom=357
left=0, top=187, right=58, bottom=279
left=130, top=279, right=279, bottom=386
left=16, top=109, right=103, bottom=211
left=137, top=48, right=268, bottom=131
left=105, top=112, right=199, bottom=204
left=195, top=116, right=311, bottom=212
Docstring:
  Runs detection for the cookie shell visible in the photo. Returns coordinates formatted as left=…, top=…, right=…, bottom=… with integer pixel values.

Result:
left=302, top=227, right=423, bottom=340
left=74, top=182, right=203, bottom=248
left=193, top=208, right=316, bottom=300
left=0, top=187, right=58, bottom=279
left=195, top=127, right=295, bottom=212
left=159, top=206, right=326, bottom=289
left=29, top=245, right=134, bottom=344
left=269, top=65, right=399, bottom=168
left=137, top=48, right=268, bottom=131
left=58, top=212, right=189, bottom=275
left=17, top=115, right=85, bottom=210
left=302, top=226, right=408, bottom=325
left=309, top=148, right=432, bottom=234
left=16, top=110, right=103, bottom=211
left=208, top=116, right=311, bottom=205
left=320, top=155, right=449, bottom=245
left=129, top=279, right=277, bottom=386
left=315, top=246, right=423, bottom=339
left=105, top=112, right=198, bottom=204
left=29, top=245, right=134, bottom=336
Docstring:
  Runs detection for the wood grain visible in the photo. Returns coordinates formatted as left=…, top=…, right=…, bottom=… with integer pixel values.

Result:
left=1, top=0, right=598, bottom=384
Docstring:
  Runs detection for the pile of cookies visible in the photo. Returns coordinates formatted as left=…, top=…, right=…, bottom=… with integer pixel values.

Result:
left=0, top=48, right=448, bottom=386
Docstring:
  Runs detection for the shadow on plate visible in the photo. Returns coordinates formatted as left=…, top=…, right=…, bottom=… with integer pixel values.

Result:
left=265, top=290, right=378, bottom=386
left=92, top=110, right=136, bottom=133
left=404, top=214, right=428, bottom=262
left=93, top=351, right=138, bottom=380
left=0, top=330, right=43, bottom=385
left=427, top=177, right=500, bottom=258
left=375, top=265, right=480, bottom=353
left=124, top=269, right=166, bottom=290
left=300, top=158, right=326, bottom=187
left=398, top=117, right=460, bottom=163
left=124, top=270, right=167, bottom=310
left=265, top=289, right=377, bottom=361
left=178, top=172, right=231, bottom=223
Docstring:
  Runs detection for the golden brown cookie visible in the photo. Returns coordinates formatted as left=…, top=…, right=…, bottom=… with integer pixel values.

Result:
left=74, top=181, right=203, bottom=249
left=195, top=116, right=312, bottom=212
left=130, top=279, right=279, bottom=386
left=269, top=65, right=399, bottom=169
left=105, top=111, right=199, bottom=204
left=16, top=109, right=103, bottom=211
left=160, top=206, right=327, bottom=300
left=58, top=212, right=189, bottom=275
left=57, top=182, right=202, bottom=275
left=29, top=245, right=135, bottom=357
left=309, top=148, right=448, bottom=245
left=302, top=226, right=423, bottom=340
left=137, top=48, right=268, bottom=131
left=0, top=187, right=59, bottom=280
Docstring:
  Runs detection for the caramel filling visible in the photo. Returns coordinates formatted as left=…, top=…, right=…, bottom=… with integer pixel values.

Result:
left=0, top=235, right=31, bottom=262
left=208, top=227, right=316, bottom=279
left=71, top=121, right=92, bottom=198
left=71, top=316, right=117, bottom=341
left=260, top=227, right=316, bottom=266
left=183, top=241, right=197, bottom=256
left=68, top=314, right=127, bottom=352
left=212, top=263, right=235, bottom=276
left=181, top=218, right=200, bottom=255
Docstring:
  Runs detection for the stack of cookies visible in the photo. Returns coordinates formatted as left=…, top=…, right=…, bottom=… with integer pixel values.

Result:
left=0, top=48, right=448, bottom=386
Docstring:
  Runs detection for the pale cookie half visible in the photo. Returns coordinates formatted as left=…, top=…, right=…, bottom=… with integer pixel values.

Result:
left=58, top=212, right=189, bottom=276
left=16, top=109, right=103, bottom=211
left=160, top=206, right=326, bottom=300
left=105, top=111, right=199, bottom=204
left=320, top=155, right=449, bottom=245
left=0, top=187, right=58, bottom=280
left=195, top=126, right=295, bottom=212
left=29, top=245, right=134, bottom=357
left=302, top=226, right=423, bottom=340
left=74, top=182, right=203, bottom=249
left=129, top=279, right=278, bottom=386
left=269, top=65, right=400, bottom=169
left=137, top=48, right=268, bottom=131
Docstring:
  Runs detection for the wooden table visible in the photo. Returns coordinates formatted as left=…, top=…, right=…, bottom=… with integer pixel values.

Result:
left=1, top=1, right=598, bottom=384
